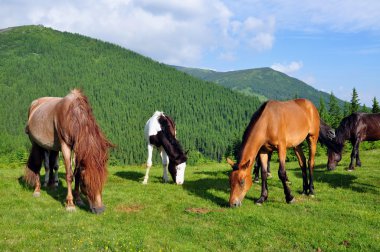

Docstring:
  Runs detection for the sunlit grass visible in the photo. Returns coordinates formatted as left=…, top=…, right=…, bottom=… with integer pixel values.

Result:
left=0, top=149, right=379, bottom=251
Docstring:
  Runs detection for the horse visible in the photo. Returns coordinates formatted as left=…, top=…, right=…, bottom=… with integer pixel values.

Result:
left=143, top=111, right=187, bottom=185
left=320, top=113, right=380, bottom=171
left=227, top=99, right=320, bottom=207
left=253, top=153, right=272, bottom=183
left=24, top=89, right=112, bottom=214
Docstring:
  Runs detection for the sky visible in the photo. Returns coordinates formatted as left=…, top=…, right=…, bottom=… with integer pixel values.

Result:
left=1, top=0, right=379, bottom=106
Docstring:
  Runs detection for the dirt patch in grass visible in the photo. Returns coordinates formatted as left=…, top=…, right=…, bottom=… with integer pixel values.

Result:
left=115, top=204, right=144, bottom=213
left=185, top=207, right=225, bottom=214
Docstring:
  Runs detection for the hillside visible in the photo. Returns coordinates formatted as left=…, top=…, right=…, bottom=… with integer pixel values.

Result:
left=173, top=66, right=343, bottom=106
left=0, top=25, right=262, bottom=164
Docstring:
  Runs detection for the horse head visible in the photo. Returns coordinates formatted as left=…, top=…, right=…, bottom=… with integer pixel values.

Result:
left=168, top=156, right=187, bottom=185
left=227, top=158, right=253, bottom=207
left=327, top=148, right=342, bottom=170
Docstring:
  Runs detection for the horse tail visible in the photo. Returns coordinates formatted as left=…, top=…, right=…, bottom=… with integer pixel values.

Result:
left=63, top=89, right=113, bottom=200
left=318, top=120, right=342, bottom=153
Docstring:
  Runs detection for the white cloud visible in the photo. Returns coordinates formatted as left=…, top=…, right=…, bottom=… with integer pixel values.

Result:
left=0, top=0, right=278, bottom=65
left=271, top=61, right=303, bottom=75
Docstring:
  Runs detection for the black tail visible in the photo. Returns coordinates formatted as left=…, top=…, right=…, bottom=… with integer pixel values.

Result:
left=318, top=120, right=343, bottom=153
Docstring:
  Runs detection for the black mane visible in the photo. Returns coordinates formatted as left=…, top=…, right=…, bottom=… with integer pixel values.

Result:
left=238, top=101, right=268, bottom=162
left=335, top=113, right=360, bottom=145
left=158, top=115, right=187, bottom=163
left=318, top=119, right=344, bottom=153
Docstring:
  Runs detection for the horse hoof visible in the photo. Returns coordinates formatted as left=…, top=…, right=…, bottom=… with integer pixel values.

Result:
left=142, top=181, right=148, bottom=185
left=309, top=194, right=315, bottom=198
left=287, top=197, right=296, bottom=204
left=253, top=179, right=260, bottom=184
left=33, top=192, right=41, bottom=197
left=66, top=205, right=76, bottom=212
left=75, top=199, right=85, bottom=207
left=255, top=202, right=263, bottom=206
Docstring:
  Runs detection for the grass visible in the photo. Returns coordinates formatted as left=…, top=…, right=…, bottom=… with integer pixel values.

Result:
left=0, top=149, right=379, bottom=251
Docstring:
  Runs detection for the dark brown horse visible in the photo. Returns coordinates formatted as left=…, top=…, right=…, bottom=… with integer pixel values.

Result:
left=321, top=113, right=380, bottom=170
left=24, top=89, right=112, bottom=214
left=227, top=99, right=320, bottom=207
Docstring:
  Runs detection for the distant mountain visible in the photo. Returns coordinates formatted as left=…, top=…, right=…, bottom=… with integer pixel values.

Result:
left=0, top=25, right=262, bottom=164
left=173, top=66, right=344, bottom=106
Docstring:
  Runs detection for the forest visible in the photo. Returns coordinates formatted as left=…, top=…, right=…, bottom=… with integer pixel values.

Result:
left=0, top=25, right=378, bottom=165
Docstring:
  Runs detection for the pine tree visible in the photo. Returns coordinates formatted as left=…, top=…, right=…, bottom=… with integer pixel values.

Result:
left=372, top=97, right=380, bottom=113
left=318, top=97, right=330, bottom=123
left=343, top=102, right=350, bottom=117
left=328, top=92, right=342, bottom=128
left=350, top=88, right=360, bottom=114
left=362, top=104, right=370, bottom=113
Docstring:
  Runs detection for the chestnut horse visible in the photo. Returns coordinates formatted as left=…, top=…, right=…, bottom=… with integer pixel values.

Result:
left=227, top=99, right=320, bottom=207
left=321, top=113, right=380, bottom=170
left=24, top=89, right=112, bottom=214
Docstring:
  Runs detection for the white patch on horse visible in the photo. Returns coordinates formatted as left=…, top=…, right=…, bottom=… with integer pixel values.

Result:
left=176, top=162, right=186, bottom=185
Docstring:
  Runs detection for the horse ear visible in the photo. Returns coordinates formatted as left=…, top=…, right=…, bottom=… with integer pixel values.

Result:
left=241, top=160, right=251, bottom=170
left=226, top=158, right=235, bottom=167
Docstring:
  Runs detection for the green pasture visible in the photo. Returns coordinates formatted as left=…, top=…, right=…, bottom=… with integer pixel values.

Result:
left=0, top=149, right=379, bottom=251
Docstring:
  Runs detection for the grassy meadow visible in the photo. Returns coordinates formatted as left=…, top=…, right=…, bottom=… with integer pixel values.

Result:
left=0, top=149, right=379, bottom=251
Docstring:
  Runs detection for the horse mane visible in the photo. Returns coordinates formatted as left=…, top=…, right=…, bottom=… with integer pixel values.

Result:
left=163, top=114, right=176, bottom=136
left=158, top=115, right=186, bottom=162
left=63, top=89, right=113, bottom=201
left=318, top=119, right=343, bottom=153
left=238, top=101, right=268, bottom=162
left=335, top=113, right=359, bottom=145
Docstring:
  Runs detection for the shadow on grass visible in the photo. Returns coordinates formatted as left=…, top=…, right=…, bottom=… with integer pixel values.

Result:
left=18, top=174, right=91, bottom=212
left=182, top=176, right=230, bottom=207
left=114, top=171, right=144, bottom=182
left=292, top=167, right=378, bottom=194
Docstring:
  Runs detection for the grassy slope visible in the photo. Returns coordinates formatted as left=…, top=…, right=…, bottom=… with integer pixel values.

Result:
left=174, top=66, right=344, bottom=106
left=1, top=148, right=379, bottom=251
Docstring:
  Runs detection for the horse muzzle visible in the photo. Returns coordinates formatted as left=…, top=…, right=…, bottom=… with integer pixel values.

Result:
left=91, top=205, right=106, bottom=214
left=230, top=200, right=242, bottom=208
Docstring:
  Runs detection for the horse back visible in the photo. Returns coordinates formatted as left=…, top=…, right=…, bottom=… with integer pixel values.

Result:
left=360, top=113, right=380, bottom=141
left=263, top=99, right=319, bottom=147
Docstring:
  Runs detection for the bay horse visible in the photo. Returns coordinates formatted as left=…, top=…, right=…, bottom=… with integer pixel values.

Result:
left=321, top=113, right=380, bottom=171
left=227, top=99, right=320, bottom=207
left=143, top=111, right=187, bottom=185
left=24, top=89, right=112, bottom=214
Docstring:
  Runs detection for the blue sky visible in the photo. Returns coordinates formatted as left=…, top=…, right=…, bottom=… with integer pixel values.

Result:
left=1, top=0, right=379, bottom=106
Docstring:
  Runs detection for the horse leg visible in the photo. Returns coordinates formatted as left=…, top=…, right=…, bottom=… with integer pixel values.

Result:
left=356, top=142, right=362, bottom=167
left=73, top=164, right=85, bottom=207
left=24, top=144, right=44, bottom=197
left=43, top=151, right=50, bottom=187
left=349, top=139, right=360, bottom=170
left=278, top=146, right=294, bottom=203
left=47, top=151, right=59, bottom=188
left=253, top=156, right=260, bottom=183
left=267, top=152, right=272, bottom=178
left=143, top=144, right=154, bottom=184
left=293, top=146, right=307, bottom=194
left=307, top=135, right=318, bottom=196
left=255, top=153, right=269, bottom=205
left=61, top=142, right=75, bottom=211
left=161, top=149, right=169, bottom=183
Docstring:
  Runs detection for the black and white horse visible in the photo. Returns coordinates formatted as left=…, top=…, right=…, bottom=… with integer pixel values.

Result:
left=143, top=111, right=187, bottom=185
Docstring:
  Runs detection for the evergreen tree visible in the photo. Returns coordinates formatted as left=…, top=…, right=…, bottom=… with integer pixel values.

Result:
left=343, top=102, right=350, bottom=117
left=362, top=104, right=370, bottom=113
left=328, top=92, right=342, bottom=128
left=350, top=88, right=360, bottom=114
left=372, top=97, right=380, bottom=113
left=318, top=97, right=329, bottom=123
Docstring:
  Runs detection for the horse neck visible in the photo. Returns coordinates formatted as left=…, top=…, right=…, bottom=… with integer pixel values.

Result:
left=238, top=131, right=264, bottom=170
left=160, top=132, right=185, bottom=163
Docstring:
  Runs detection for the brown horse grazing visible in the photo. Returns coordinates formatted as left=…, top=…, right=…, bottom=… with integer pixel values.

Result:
left=227, top=99, right=320, bottom=207
left=321, top=113, right=380, bottom=171
left=24, top=89, right=112, bottom=214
